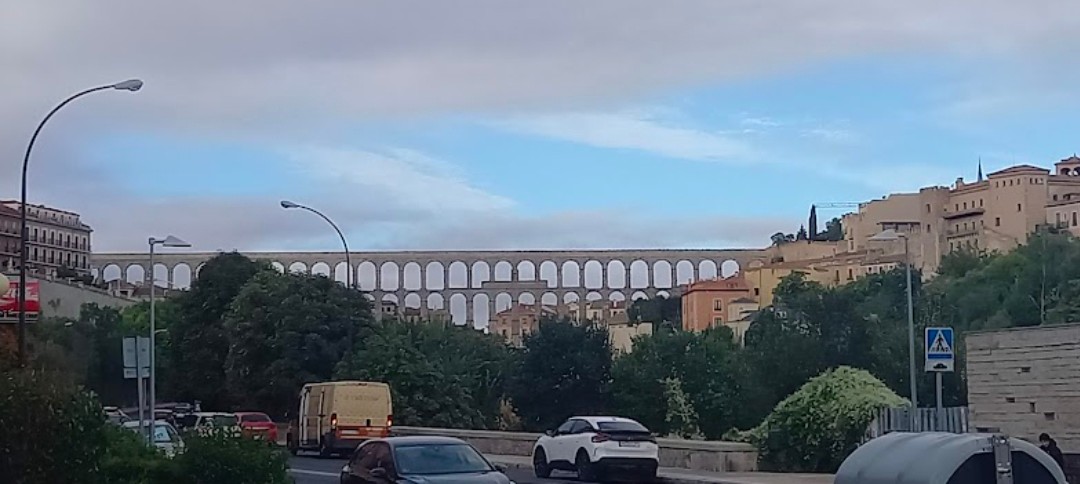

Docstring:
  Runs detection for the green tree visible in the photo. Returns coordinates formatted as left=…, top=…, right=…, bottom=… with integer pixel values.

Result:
left=661, top=377, right=699, bottom=439
left=819, top=217, right=843, bottom=242
left=336, top=321, right=513, bottom=429
left=508, top=318, right=612, bottom=432
left=224, top=271, right=374, bottom=418
left=628, top=295, right=681, bottom=327
left=167, top=252, right=267, bottom=409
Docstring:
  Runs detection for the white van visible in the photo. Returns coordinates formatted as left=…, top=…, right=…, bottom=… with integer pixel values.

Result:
left=287, top=381, right=393, bottom=457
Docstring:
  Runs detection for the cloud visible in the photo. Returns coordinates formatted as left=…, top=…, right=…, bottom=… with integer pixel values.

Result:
left=499, top=111, right=756, bottom=162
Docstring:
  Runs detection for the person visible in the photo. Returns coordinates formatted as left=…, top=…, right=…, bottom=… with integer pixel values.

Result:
left=1039, top=433, right=1066, bottom=470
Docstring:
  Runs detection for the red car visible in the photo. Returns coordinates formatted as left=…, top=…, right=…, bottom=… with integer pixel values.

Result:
left=235, top=412, right=278, bottom=443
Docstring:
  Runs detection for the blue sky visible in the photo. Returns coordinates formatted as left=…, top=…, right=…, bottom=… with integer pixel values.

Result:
left=5, top=0, right=1080, bottom=256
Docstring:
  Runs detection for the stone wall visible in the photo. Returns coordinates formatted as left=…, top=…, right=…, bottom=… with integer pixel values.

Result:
left=966, top=324, right=1080, bottom=453
left=33, top=276, right=136, bottom=319
left=391, top=426, right=758, bottom=472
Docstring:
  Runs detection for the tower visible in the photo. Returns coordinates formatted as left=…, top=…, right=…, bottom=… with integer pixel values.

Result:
left=808, top=205, right=818, bottom=242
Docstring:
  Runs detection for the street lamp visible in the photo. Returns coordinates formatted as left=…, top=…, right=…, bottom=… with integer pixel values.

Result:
left=17, top=79, right=143, bottom=366
left=148, top=235, right=189, bottom=445
left=868, top=228, right=917, bottom=428
left=280, top=201, right=354, bottom=289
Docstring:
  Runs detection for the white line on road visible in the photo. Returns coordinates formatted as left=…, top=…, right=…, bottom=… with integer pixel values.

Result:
left=289, top=469, right=338, bottom=477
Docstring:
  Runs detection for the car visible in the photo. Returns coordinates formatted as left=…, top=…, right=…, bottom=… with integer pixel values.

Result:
left=103, top=406, right=130, bottom=425
left=191, top=412, right=241, bottom=436
left=532, top=416, right=659, bottom=482
left=236, top=411, right=279, bottom=442
left=339, top=436, right=514, bottom=484
left=122, top=420, right=185, bottom=458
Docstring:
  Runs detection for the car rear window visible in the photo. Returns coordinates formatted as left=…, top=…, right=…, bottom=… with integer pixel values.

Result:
left=241, top=413, right=271, bottom=423
left=597, top=421, right=649, bottom=433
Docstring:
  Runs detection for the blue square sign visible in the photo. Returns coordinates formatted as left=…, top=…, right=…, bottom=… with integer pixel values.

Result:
left=925, top=327, right=954, bottom=373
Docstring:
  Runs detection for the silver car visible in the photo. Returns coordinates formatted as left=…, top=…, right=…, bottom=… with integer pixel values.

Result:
left=122, top=420, right=185, bottom=458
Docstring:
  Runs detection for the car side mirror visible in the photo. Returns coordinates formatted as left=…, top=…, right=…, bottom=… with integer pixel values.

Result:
left=494, top=464, right=507, bottom=473
left=370, top=468, right=388, bottom=478
left=545, top=429, right=555, bottom=437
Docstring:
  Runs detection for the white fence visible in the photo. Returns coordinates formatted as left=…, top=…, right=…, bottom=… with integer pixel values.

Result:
left=866, top=406, right=970, bottom=440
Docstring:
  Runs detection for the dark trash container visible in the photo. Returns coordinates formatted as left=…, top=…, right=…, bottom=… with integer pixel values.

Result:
left=834, top=432, right=1066, bottom=484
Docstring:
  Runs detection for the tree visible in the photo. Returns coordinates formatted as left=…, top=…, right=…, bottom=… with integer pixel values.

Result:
left=661, top=378, right=699, bottom=439
left=336, top=321, right=513, bottom=429
left=770, top=232, right=796, bottom=245
left=820, top=217, right=843, bottom=242
left=628, top=295, right=680, bottom=327
left=508, top=318, right=612, bottom=432
left=224, top=271, right=375, bottom=418
left=795, top=225, right=808, bottom=241
left=167, top=252, right=268, bottom=409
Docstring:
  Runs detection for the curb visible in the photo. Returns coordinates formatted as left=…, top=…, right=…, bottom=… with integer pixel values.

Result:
left=486, top=457, right=745, bottom=484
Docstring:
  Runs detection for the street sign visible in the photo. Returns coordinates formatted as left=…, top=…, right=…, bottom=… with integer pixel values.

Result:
left=925, top=327, right=955, bottom=372
left=122, top=337, right=151, bottom=379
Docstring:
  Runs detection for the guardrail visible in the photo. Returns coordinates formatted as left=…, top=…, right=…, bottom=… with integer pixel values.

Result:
left=391, top=426, right=758, bottom=473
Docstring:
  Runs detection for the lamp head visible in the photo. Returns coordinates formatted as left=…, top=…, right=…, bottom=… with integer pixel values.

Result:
left=151, top=235, right=191, bottom=248
left=112, top=79, right=143, bottom=92
left=280, top=200, right=300, bottom=209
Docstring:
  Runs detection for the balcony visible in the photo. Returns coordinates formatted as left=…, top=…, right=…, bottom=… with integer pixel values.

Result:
left=942, top=207, right=985, bottom=220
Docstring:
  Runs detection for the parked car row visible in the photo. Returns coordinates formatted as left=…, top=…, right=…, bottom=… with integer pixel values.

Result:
left=103, top=405, right=279, bottom=458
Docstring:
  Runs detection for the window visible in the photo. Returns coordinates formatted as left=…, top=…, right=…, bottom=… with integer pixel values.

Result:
left=980, top=199, right=983, bottom=207
left=1074, top=212, right=1078, bottom=227
left=569, top=420, right=592, bottom=434
left=926, top=204, right=931, bottom=213
left=1057, top=213, right=1062, bottom=224
left=556, top=421, right=574, bottom=435
left=1017, top=203, right=1022, bottom=212
left=927, top=224, right=931, bottom=232
left=714, top=317, right=724, bottom=326
left=954, top=203, right=959, bottom=211
left=1054, top=194, right=1059, bottom=201
left=963, top=202, right=967, bottom=210
left=995, top=217, right=1001, bottom=227
left=753, top=288, right=760, bottom=296
left=713, top=299, right=723, bottom=311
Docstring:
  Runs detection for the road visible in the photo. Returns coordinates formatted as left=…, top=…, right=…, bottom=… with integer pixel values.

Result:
left=288, top=455, right=587, bottom=484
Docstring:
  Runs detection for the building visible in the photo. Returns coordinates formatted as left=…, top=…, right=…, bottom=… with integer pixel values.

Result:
left=0, top=205, right=19, bottom=272
left=607, top=318, right=652, bottom=354
left=840, top=156, right=1080, bottom=275
left=490, top=303, right=557, bottom=347
left=399, top=306, right=452, bottom=325
left=965, top=324, right=1080, bottom=455
left=0, top=201, right=92, bottom=277
left=680, top=274, right=756, bottom=333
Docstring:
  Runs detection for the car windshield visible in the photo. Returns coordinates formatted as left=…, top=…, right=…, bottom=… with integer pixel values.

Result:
left=241, top=413, right=271, bottom=423
left=393, top=443, right=493, bottom=475
left=597, top=421, right=649, bottom=433
left=205, top=415, right=237, bottom=426
left=154, top=425, right=179, bottom=444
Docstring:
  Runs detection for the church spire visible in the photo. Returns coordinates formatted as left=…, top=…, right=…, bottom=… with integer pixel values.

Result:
left=977, top=157, right=984, bottom=182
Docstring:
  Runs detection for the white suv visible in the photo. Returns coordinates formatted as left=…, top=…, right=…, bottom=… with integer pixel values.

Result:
left=532, top=416, right=659, bottom=482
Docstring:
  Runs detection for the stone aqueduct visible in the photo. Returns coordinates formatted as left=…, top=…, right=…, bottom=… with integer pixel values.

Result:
left=91, top=249, right=770, bottom=325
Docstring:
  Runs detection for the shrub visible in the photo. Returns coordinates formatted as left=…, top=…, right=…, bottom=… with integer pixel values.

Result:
left=0, top=369, right=107, bottom=484
left=97, top=424, right=174, bottom=484
left=749, top=366, right=906, bottom=473
left=171, top=428, right=291, bottom=484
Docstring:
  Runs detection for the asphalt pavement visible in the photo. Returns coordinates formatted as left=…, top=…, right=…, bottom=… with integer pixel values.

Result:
left=288, top=455, right=591, bottom=483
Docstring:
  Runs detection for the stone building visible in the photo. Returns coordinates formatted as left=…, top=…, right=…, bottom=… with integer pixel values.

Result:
left=0, top=201, right=92, bottom=277
left=966, top=324, right=1080, bottom=453
left=489, top=303, right=557, bottom=347
left=0, top=205, right=19, bottom=272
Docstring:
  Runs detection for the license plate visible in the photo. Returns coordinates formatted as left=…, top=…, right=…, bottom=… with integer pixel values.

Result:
left=619, top=441, right=640, bottom=447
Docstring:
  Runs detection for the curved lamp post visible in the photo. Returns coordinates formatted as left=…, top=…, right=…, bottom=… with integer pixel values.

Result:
left=17, top=79, right=143, bottom=366
left=280, top=201, right=354, bottom=289
left=147, top=235, right=189, bottom=445
left=869, top=228, right=916, bottom=428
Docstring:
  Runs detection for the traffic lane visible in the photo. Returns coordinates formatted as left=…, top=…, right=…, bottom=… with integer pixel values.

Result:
left=288, top=455, right=582, bottom=484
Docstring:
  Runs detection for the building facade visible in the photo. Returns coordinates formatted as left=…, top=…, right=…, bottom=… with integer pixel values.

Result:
left=0, top=201, right=92, bottom=277
left=490, top=303, right=557, bottom=347
left=0, top=205, right=19, bottom=273
left=680, top=274, right=756, bottom=333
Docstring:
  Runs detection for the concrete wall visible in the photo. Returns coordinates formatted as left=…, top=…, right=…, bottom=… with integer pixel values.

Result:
left=391, top=426, right=758, bottom=473
left=966, top=324, right=1080, bottom=452
left=33, top=275, right=137, bottom=319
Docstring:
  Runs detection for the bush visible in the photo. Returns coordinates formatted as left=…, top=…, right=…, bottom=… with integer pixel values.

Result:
left=748, top=366, right=906, bottom=473
left=0, top=369, right=107, bottom=484
left=171, top=428, right=291, bottom=484
left=97, top=424, right=173, bottom=484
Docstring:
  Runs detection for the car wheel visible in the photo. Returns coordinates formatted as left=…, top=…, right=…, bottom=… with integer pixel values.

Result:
left=576, top=450, right=597, bottom=482
left=533, top=448, right=552, bottom=478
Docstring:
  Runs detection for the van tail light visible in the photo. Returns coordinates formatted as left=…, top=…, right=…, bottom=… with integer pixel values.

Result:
left=387, top=415, right=393, bottom=428
left=591, top=433, right=610, bottom=443
left=330, top=413, right=338, bottom=430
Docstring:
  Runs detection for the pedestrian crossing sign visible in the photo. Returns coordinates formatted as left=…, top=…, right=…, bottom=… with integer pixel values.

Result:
left=925, top=327, right=954, bottom=373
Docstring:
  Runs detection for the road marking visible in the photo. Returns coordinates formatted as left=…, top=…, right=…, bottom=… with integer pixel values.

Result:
left=289, top=469, right=338, bottom=477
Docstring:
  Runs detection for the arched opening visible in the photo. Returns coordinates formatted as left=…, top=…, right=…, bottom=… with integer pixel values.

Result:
left=629, top=260, right=649, bottom=289
left=379, top=262, right=399, bottom=291
left=493, top=261, right=513, bottom=281
left=448, top=294, right=467, bottom=326
left=518, top=292, right=536, bottom=306
left=561, top=261, right=581, bottom=287
left=516, top=260, right=536, bottom=281
left=466, top=261, right=486, bottom=289
left=583, top=260, right=604, bottom=289
left=609, top=291, right=626, bottom=304
left=102, top=264, right=122, bottom=283
left=698, top=260, right=719, bottom=280
left=426, top=292, right=445, bottom=310
left=357, top=261, right=377, bottom=290
left=585, top=291, right=603, bottom=302
left=448, top=261, right=469, bottom=289
left=607, top=260, right=627, bottom=289
left=538, top=261, right=558, bottom=288
left=333, top=262, right=349, bottom=285
left=721, top=259, right=741, bottom=278
left=473, top=293, right=491, bottom=328
left=495, top=292, right=513, bottom=313
left=675, top=260, right=695, bottom=285
left=270, top=261, right=285, bottom=274
left=541, top=292, right=559, bottom=307
left=172, top=263, right=192, bottom=289
left=631, top=291, right=649, bottom=301
left=152, top=263, right=169, bottom=288
left=652, top=260, right=673, bottom=288
left=311, top=262, right=331, bottom=277
left=404, top=292, right=421, bottom=309
left=425, top=262, right=445, bottom=291
left=125, top=265, right=145, bottom=285
left=288, top=261, right=308, bottom=274
left=402, top=262, right=422, bottom=291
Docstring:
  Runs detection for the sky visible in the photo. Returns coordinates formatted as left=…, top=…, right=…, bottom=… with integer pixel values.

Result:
left=5, top=0, right=1080, bottom=260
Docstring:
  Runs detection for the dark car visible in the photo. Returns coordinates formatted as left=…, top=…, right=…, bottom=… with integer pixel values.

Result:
left=340, top=436, right=513, bottom=484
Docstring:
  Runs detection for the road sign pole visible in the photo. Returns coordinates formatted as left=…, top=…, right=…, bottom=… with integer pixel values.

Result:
left=135, top=339, right=146, bottom=441
left=935, top=372, right=943, bottom=430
